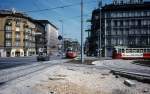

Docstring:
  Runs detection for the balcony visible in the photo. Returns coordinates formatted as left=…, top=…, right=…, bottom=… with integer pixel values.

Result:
left=5, top=37, right=12, bottom=40
left=24, top=23, right=29, bottom=28
left=5, top=21, right=12, bottom=26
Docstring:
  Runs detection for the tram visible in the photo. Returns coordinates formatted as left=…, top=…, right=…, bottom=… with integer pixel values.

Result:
left=112, top=46, right=150, bottom=59
left=66, top=47, right=77, bottom=58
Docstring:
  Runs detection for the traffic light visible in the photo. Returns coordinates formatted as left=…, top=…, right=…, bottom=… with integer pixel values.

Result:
left=58, top=35, right=63, bottom=40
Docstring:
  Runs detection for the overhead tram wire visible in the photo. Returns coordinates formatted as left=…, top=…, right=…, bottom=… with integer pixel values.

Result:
left=23, top=1, right=97, bottom=13
left=63, top=14, right=91, bottom=21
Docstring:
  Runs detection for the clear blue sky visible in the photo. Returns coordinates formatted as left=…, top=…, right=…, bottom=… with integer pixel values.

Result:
left=0, top=0, right=111, bottom=42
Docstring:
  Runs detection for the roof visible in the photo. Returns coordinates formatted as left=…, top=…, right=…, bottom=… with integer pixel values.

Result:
left=37, top=20, right=58, bottom=30
left=0, top=10, right=58, bottom=30
left=102, top=2, right=150, bottom=11
left=0, top=9, right=34, bottom=22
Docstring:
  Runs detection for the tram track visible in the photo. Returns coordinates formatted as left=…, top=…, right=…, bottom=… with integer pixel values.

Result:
left=0, top=60, right=70, bottom=85
left=101, top=60, right=150, bottom=83
left=93, top=60, right=150, bottom=82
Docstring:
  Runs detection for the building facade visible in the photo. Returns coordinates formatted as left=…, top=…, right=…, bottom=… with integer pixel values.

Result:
left=0, top=10, right=58, bottom=57
left=37, top=20, right=59, bottom=54
left=0, top=10, right=36, bottom=57
left=89, top=0, right=150, bottom=57
left=34, top=20, right=46, bottom=55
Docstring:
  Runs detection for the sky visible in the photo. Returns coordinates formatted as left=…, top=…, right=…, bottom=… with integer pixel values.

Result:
left=0, top=0, right=112, bottom=42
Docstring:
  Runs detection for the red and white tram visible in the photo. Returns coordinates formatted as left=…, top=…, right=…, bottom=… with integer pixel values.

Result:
left=112, top=47, right=150, bottom=59
left=66, top=47, right=77, bottom=58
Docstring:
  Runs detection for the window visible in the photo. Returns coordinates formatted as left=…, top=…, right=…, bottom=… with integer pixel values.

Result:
left=120, top=20, right=123, bottom=26
left=28, top=29, right=32, bottom=34
left=5, top=26, right=12, bottom=32
left=135, top=20, right=138, bottom=26
left=118, top=38, right=123, bottom=45
left=95, top=15, right=99, bottom=20
left=111, top=38, right=117, bottom=45
left=123, top=21, right=126, bottom=26
left=16, top=33, right=20, bottom=38
left=147, top=49, right=150, bottom=52
left=135, top=11, right=138, bottom=17
left=144, top=11, right=148, bottom=16
left=112, top=29, right=117, bottom=35
left=25, top=35, right=28, bottom=39
left=129, top=12, right=132, bottom=17
left=117, top=29, right=122, bottom=35
left=6, top=33, right=12, bottom=38
left=122, top=49, right=125, bottom=53
left=5, top=41, right=11, bottom=46
left=129, top=20, right=134, bottom=26
left=123, top=29, right=128, bottom=35
left=32, top=37, right=35, bottom=41
left=135, top=29, right=140, bottom=34
left=141, top=11, right=144, bottom=16
left=132, top=49, right=137, bottom=53
left=140, top=29, right=145, bottom=34
left=126, top=49, right=132, bottom=53
left=25, top=42, right=29, bottom=47
left=113, top=20, right=117, bottom=27
left=123, top=12, right=126, bottom=17
left=16, top=41, right=19, bottom=46
left=117, top=21, right=120, bottom=26
left=29, top=42, right=32, bottom=47
left=118, top=49, right=122, bottom=53
left=25, top=28, right=28, bottom=33
left=139, top=49, right=143, bottom=53
left=16, top=19, right=21, bottom=27
left=106, top=20, right=111, bottom=27
left=147, top=11, right=150, bottom=16
left=143, top=20, right=147, bottom=26
left=106, top=13, right=111, bottom=18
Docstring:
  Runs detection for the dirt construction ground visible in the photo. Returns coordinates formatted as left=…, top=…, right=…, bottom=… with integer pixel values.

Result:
left=0, top=63, right=150, bottom=94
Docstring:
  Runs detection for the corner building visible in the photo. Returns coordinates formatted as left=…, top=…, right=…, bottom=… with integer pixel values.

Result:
left=89, top=0, right=150, bottom=57
left=0, top=10, right=36, bottom=57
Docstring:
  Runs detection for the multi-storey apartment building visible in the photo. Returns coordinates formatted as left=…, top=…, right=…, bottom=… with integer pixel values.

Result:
left=89, top=0, right=150, bottom=57
left=34, top=20, right=46, bottom=55
left=38, top=20, right=59, bottom=54
left=0, top=10, right=54, bottom=57
left=0, top=10, right=36, bottom=57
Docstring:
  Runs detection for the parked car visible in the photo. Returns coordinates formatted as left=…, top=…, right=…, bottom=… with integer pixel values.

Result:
left=37, top=52, right=49, bottom=61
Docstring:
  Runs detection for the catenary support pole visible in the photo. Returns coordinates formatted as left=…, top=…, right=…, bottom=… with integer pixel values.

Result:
left=81, top=0, right=84, bottom=63
left=98, top=0, right=102, bottom=58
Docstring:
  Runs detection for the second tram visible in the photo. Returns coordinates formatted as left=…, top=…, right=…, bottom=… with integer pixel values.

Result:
left=112, top=47, right=150, bottom=59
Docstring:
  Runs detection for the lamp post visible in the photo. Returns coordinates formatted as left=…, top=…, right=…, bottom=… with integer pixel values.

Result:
left=81, top=0, right=84, bottom=63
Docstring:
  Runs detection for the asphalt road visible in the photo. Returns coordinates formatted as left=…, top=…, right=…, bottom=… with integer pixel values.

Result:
left=0, top=55, right=62, bottom=70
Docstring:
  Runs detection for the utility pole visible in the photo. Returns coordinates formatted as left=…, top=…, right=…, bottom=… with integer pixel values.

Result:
left=98, top=0, right=102, bottom=58
left=81, top=0, right=84, bottom=63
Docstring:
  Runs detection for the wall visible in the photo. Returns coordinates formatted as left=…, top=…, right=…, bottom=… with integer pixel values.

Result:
left=46, top=24, right=58, bottom=52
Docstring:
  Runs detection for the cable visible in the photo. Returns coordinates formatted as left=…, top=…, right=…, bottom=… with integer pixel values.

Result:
left=23, top=1, right=97, bottom=13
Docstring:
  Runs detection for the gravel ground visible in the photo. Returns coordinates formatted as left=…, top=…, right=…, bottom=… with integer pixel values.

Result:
left=0, top=60, right=150, bottom=94
left=94, top=60, right=150, bottom=75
